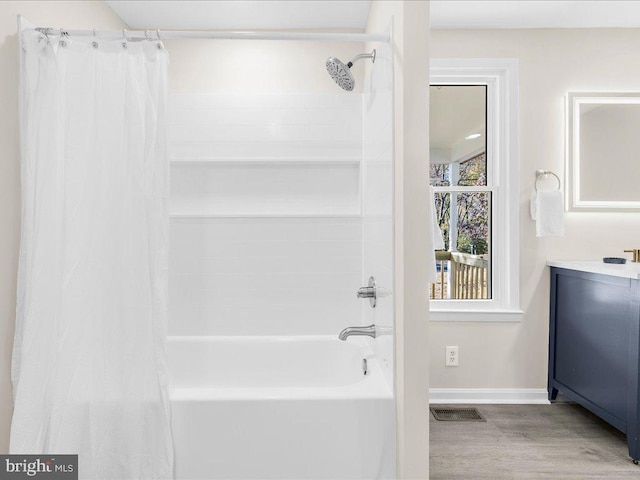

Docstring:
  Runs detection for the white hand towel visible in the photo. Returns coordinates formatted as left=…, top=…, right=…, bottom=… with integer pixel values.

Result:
left=530, top=191, right=537, bottom=220
left=535, top=190, right=564, bottom=237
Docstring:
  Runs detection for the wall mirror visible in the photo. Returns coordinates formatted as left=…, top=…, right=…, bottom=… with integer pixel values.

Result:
left=567, top=92, right=640, bottom=211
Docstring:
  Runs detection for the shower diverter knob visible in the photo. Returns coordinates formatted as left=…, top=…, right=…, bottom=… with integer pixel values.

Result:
left=356, top=276, right=377, bottom=308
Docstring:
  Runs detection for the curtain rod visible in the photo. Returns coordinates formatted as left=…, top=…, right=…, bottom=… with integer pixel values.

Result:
left=33, top=28, right=390, bottom=43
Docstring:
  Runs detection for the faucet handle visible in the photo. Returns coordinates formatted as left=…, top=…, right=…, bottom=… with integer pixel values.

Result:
left=624, top=249, right=640, bottom=262
left=357, top=276, right=377, bottom=308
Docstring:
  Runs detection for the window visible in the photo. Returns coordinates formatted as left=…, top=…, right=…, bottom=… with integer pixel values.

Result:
left=430, top=85, right=490, bottom=300
left=429, top=59, right=522, bottom=322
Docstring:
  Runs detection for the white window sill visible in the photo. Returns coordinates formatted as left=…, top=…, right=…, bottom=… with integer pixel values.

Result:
left=429, top=309, right=524, bottom=323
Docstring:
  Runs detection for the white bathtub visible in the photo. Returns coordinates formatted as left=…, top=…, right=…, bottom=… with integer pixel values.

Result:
left=168, top=335, right=396, bottom=480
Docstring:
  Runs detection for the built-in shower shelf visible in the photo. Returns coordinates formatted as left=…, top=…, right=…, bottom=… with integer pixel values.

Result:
left=170, top=158, right=361, bottom=217
left=169, top=213, right=362, bottom=219
left=170, top=157, right=361, bottom=166
left=169, top=94, right=363, bottom=221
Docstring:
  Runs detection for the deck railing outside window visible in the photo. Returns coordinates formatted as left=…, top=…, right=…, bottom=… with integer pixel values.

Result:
left=431, top=251, right=489, bottom=300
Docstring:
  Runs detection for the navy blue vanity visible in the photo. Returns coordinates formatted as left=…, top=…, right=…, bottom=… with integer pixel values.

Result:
left=548, top=261, right=640, bottom=464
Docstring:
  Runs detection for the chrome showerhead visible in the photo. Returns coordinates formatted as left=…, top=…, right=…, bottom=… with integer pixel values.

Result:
left=326, top=57, right=355, bottom=91
left=325, top=49, right=376, bottom=91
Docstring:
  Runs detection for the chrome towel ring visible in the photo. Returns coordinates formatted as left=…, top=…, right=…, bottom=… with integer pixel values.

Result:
left=535, top=169, right=561, bottom=192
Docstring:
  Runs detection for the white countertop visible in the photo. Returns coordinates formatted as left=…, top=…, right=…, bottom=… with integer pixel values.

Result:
left=547, top=260, right=640, bottom=279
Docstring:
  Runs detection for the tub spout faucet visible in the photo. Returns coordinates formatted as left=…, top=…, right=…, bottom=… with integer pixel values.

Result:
left=339, top=324, right=377, bottom=341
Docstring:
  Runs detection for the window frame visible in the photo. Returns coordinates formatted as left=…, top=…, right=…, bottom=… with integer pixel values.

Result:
left=429, top=58, right=522, bottom=322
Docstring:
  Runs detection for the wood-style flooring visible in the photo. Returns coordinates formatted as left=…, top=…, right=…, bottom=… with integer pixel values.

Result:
left=430, top=402, right=640, bottom=479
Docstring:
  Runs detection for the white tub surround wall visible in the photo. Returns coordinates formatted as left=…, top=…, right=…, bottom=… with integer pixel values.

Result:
left=169, top=336, right=376, bottom=390
left=168, top=93, right=364, bottom=336
left=170, top=218, right=362, bottom=335
left=165, top=39, right=367, bottom=95
left=169, top=94, right=362, bottom=162
left=362, top=42, right=395, bottom=390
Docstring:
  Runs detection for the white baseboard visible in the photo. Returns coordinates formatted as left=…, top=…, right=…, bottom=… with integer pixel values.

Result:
left=429, top=388, right=550, bottom=405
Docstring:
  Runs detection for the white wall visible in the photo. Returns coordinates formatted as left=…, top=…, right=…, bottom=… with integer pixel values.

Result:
left=367, top=2, right=431, bottom=479
left=430, top=28, right=640, bottom=392
left=168, top=93, right=364, bottom=336
left=162, top=31, right=381, bottom=338
left=0, top=0, right=126, bottom=453
left=362, top=43, right=395, bottom=388
left=164, top=38, right=366, bottom=94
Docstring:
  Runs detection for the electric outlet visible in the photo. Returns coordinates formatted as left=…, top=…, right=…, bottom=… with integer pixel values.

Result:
left=446, top=346, right=459, bottom=367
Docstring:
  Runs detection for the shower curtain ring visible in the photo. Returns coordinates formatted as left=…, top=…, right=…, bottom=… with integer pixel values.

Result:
left=36, top=27, right=50, bottom=43
left=122, top=28, right=130, bottom=48
left=155, top=29, right=164, bottom=49
left=59, top=28, right=68, bottom=47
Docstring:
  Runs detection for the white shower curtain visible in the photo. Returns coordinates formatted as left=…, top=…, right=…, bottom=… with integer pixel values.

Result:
left=11, top=30, right=173, bottom=479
